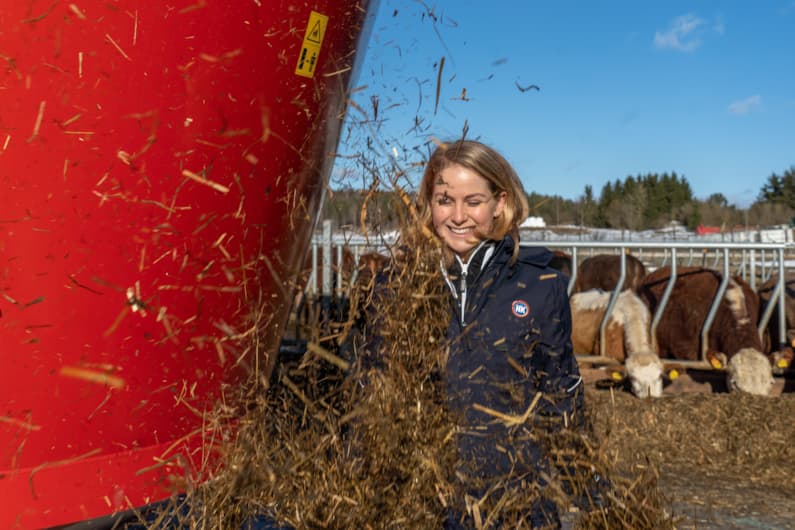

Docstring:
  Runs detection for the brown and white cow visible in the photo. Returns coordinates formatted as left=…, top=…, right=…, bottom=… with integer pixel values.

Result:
left=640, top=266, right=774, bottom=396
left=572, top=253, right=647, bottom=294
left=570, top=288, right=663, bottom=398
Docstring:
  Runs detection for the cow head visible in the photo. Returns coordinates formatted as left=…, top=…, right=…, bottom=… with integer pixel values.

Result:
left=624, top=351, right=664, bottom=398
left=725, top=348, right=774, bottom=396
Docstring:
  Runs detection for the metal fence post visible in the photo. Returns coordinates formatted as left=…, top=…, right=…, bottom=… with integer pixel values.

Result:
left=322, top=219, right=332, bottom=297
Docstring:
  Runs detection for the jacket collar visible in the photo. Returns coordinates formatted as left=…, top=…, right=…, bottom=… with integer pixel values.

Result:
left=490, top=235, right=555, bottom=269
left=441, top=240, right=495, bottom=299
left=453, top=239, right=495, bottom=275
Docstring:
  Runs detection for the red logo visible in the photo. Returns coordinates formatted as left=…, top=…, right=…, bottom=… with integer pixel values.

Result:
left=512, top=300, right=530, bottom=318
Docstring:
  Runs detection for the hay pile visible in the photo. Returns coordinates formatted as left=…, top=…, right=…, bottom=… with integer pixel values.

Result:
left=130, top=233, right=682, bottom=529
left=587, top=388, right=795, bottom=487
left=131, top=210, right=794, bottom=528
left=136, top=367, right=795, bottom=529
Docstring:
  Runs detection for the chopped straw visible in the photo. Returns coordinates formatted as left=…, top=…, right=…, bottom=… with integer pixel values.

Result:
left=59, top=366, right=126, bottom=390
left=181, top=169, right=230, bottom=194
left=68, top=4, right=87, bottom=20
left=125, top=193, right=682, bottom=530
left=105, top=33, right=131, bottom=61
left=27, top=101, right=45, bottom=143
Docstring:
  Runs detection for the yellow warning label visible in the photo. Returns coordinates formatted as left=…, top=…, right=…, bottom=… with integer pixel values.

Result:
left=295, top=11, right=328, bottom=78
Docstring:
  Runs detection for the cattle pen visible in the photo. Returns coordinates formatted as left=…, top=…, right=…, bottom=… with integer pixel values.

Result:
left=543, top=239, right=790, bottom=368
left=297, top=221, right=794, bottom=375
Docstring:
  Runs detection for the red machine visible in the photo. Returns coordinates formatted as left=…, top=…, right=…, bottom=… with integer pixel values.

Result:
left=0, top=1, right=372, bottom=527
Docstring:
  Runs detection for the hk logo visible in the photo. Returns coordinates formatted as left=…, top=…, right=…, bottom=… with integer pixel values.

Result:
left=512, top=300, right=529, bottom=318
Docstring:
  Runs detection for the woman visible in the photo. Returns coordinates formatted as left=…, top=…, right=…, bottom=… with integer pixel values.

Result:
left=415, top=139, right=586, bottom=528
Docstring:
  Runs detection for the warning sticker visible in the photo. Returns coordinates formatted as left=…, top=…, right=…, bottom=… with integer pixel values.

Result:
left=295, top=11, right=328, bottom=78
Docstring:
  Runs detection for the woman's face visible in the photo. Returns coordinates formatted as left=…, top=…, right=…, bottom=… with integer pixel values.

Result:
left=431, top=163, right=506, bottom=260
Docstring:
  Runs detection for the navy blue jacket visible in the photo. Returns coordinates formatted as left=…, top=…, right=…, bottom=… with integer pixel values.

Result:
left=442, top=236, right=584, bottom=498
left=443, top=236, right=583, bottom=428
left=356, top=236, right=583, bottom=527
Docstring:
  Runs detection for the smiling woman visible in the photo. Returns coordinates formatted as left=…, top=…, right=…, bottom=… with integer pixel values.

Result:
left=418, top=139, right=528, bottom=266
left=430, top=163, right=507, bottom=259
left=400, top=139, right=597, bottom=527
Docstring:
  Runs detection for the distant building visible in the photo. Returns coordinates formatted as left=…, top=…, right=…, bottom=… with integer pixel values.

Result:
left=520, top=216, right=546, bottom=228
left=696, top=224, right=721, bottom=235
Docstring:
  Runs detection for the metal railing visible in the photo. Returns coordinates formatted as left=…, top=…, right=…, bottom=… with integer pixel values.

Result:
left=305, top=220, right=394, bottom=298
left=534, top=240, right=789, bottom=367
left=303, top=225, right=791, bottom=369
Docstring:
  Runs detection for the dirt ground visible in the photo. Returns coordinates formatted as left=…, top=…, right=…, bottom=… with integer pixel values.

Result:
left=581, top=367, right=795, bottom=530
left=659, top=470, right=795, bottom=530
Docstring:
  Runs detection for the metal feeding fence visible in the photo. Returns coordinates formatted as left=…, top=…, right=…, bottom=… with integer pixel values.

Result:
left=538, top=240, right=791, bottom=368
left=304, top=221, right=792, bottom=369
left=304, top=220, right=396, bottom=298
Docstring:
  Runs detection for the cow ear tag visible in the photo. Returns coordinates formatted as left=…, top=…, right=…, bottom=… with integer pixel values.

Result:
left=511, top=300, right=530, bottom=318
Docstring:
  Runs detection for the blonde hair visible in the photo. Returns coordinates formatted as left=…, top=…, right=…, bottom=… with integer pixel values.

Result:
left=416, top=139, right=529, bottom=264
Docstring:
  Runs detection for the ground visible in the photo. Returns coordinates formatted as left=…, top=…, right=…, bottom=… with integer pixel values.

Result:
left=661, top=470, right=795, bottom=530
left=581, top=367, right=795, bottom=530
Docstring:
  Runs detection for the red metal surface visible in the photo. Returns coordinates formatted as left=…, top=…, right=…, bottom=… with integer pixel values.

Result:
left=0, top=1, right=371, bottom=527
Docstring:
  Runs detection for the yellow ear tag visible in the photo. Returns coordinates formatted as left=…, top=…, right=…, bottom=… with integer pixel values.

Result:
left=710, top=358, right=723, bottom=369
left=777, top=358, right=789, bottom=369
left=611, top=371, right=623, bottom=381
left=669, top=369, right=679, bottom=380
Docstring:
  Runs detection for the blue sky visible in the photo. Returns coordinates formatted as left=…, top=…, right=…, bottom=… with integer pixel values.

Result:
left=338, top=0, right=795, bottom=209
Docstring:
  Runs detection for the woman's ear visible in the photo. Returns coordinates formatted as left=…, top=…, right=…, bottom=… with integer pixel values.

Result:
left=494, top=191, right=507, bottom=218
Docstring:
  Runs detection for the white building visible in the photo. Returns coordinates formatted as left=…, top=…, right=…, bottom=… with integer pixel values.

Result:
left=520, top=216, right=546, bottom=229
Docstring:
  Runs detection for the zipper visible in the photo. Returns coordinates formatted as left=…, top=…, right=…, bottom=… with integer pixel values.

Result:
left=440, top=256, right=470, bottom=326
left=440, top=240, right=494, bottom=328
left=460, top=266, right=468, bottom=326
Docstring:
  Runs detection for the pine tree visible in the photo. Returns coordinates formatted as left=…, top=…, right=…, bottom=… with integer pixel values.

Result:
left=759, top=167, right=795, bottom=209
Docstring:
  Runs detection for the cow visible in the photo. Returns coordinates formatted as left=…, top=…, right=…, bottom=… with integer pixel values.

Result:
left=572, top=253, right=647, bottom=294
left=570, top=288, right=663, bottom=398
left=548, top=249, right=573, bottom=278
left=640, top=266, right=774, bottom=396
left=756, top=272, right=795, bottom=372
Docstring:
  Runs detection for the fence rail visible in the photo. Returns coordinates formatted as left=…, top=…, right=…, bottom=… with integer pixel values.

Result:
left=534, top=240, right=789, bottom=366
left=305, top=221, right=792, bottom=369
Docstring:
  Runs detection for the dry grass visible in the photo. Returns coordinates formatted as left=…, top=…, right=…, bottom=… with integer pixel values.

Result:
left=587, top=388, right=795, bottom=487
left=126, top=232, right=678, bottom=529
left=128, top=206, right=795, bottom=529
left=125, top=353, right=795, bottom=529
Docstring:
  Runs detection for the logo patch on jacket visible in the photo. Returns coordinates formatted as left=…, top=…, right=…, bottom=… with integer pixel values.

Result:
left=512, top=299, right=530, bottom=318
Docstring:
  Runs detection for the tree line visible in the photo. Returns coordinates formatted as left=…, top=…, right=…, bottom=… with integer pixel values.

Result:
left=321, top=166, right=795, bottom=233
